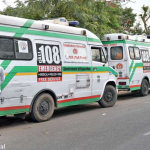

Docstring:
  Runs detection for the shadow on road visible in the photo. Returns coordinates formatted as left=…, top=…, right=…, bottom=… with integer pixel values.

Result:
left=0, top=104, right=101, bottom=128
left=1, top=91, right=150, bottom=128
left=118, top=91, right=150, bottom=101
left=53, top=103, right=100, bottom=119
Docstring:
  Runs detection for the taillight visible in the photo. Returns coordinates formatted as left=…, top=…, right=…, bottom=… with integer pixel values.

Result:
left=119, top=82, right=126, bottom=85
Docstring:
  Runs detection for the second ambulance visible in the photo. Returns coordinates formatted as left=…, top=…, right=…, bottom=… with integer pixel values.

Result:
left=102, top=33, right=150, bottom=96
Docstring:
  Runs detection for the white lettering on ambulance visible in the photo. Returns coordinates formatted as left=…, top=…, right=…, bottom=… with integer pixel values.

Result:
left=38, top=65, right=62, bottom=72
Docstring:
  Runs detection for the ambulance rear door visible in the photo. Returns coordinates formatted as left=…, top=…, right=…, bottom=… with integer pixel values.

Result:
left=107, top=43, right=128, bottom=79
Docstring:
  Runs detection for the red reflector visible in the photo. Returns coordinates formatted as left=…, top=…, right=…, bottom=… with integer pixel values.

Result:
left=119, top=82, right=126, bottom=85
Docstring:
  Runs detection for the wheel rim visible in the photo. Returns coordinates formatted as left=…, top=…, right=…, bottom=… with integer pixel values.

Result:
left=104, top=91, right=113, bottom=102
left=38, top=100, right=50, bottom=116
left=143, top=82, right=148, bottom=94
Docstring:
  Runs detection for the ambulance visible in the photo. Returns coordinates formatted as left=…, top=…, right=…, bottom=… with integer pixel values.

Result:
left=102, top=33, right=150, bottom=96
left=0, top=15, right=118, bottom=122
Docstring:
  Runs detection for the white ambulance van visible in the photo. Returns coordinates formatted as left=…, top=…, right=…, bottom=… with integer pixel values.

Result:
left=0, top=15, right=118, bottom=122
left=102, top=33, right=150, bottom=96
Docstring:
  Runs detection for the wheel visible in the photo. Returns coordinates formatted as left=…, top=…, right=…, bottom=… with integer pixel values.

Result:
left=140, top=79, right=149, bottom=96
left=98, top=85, right=117, bottom=108
left=31, top=93, right=54, bottom=122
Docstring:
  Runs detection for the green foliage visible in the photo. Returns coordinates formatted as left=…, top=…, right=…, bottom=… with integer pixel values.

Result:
left=1, top=0, right=136, bottom=38
left=121, top=7, right=136, bottom=31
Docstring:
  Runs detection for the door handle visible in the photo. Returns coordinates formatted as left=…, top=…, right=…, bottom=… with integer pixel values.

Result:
left=76, top=80, right=80, bottom=82
left=87, top=79, right=90, bottom=82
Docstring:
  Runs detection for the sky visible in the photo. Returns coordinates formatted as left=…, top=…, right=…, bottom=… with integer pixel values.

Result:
left=0, top=0, right=150, bottom=26
left=0, top=0, right=16, bottom=10
left=122, top=0, right=150, bottom=27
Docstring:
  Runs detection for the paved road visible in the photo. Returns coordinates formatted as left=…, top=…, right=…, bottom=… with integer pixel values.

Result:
left=1, top=92, right=150, bottom=150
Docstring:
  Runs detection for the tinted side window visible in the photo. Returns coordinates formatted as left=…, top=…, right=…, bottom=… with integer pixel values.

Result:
left=91, top=47, right=106, bottom=63
left=111, top=46, right=123, bottom=60
left=0, top=38, right=15, bottom=59
left=92, top=49, right=100, bottom=62
left=0, top=37, right=33, bottom=60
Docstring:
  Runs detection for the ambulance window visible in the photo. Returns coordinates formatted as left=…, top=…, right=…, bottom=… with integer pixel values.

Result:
left=129, top=47, right=134, bottom=59
left=0, top=38, right=15, bottom=59
left=91, top=47, right=106, bottom=63
left=129, top=47, right=140, bottom=60
left=111, top=46, right=123, bottom=60
left=141, top=50, right=150, bottom=62
left=14, top=39, right=33, bottom=60
left=134, top=48, right=140, bottom=59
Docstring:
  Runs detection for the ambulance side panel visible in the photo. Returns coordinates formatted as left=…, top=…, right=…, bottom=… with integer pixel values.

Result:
left=0, top=31, right=101, bottom=114
left=127, top=44, right=150, bottom=91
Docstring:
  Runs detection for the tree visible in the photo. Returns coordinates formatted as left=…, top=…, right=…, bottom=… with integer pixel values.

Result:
left=139, top=5, right=150, bottom=35
left=50, top=0, right=124, bottom=37
left=121, top=7, right=136, bottom=32
left=0, top=0, right=136, bottom=38
left=1, top=0, right=47, bottom=19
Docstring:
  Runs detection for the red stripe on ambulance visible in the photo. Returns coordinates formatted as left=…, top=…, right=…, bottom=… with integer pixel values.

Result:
left=58, top=95, right=101, bottom=104
left=0, top=105, right=30, bottom=111
left=129, top=85, right=141, bottom=88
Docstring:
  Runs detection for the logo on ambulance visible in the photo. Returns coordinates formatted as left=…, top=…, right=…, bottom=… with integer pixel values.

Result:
left=116, top=63, right=123, bottom=69
left=73, top=48, right=78, bottom=54
left=19, top=42, right=27, bottom=50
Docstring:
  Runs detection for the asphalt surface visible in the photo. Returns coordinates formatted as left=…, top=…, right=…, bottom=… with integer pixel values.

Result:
left=1, top=91, right=150, bottom=150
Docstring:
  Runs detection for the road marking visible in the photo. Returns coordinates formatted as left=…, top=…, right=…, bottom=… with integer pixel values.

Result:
left=144, top=131, right=150, bottom=136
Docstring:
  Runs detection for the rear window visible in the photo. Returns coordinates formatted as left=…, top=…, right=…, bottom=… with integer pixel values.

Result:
left=0, top=38, right=15, bottom=59
left=111, top=46, right=123, bottom=60
left=0, top=36, right=33, bottom=60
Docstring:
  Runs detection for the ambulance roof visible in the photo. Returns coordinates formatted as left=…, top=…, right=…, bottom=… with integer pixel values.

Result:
left=0, top=15, right=101, bottom=44
left=103, top=33, right=150, bottom=43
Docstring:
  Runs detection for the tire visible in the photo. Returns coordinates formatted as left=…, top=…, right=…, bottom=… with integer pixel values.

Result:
left=131, top=90, right=139, bottom=93
left=139, top=79, right=149, bottom=96
left=0, top=116, right=6, bottom=118
left=98, top=85, right=117, bottom=108
left=31, top=93, right=54, bottom=122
